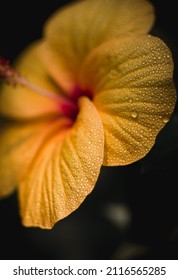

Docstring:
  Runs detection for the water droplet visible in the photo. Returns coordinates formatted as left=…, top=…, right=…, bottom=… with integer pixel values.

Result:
left=109, top=69, right=118, bottom=78
left=129, top=98, right=133, bottom=103
left=131, top=111, right=138, bottom=118
left=162, top=117, right=169, bottom=124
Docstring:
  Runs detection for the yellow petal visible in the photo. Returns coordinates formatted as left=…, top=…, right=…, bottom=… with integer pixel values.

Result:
left=0, top=118, right=70, bottom=198
left=42, top=0, right=154, bottom=92
left=18, top=97, right=104, bottom=229
left=0, top=41, right=62, bottom=120
left=80, top=35, right=177, bottom=165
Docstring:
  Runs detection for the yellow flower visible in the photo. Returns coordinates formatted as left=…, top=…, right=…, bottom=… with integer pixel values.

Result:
left=0, top=0, right=177, bottom=229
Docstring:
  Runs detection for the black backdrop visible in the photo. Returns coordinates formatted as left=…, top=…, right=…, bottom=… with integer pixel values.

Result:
left=0, top=0, right=178, bottom=260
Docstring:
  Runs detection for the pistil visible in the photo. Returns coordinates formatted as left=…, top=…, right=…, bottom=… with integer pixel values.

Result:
left=0, top=56, right=76, bottom=117
left=0, top=56, right=93, bottom=122
left=0, top=57, right=64, bottom=102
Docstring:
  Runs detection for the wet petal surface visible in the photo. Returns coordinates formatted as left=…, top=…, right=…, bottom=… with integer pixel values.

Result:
left=80, top=35, right=176, bottom=165
left=19, top=98, right=104, bottom=228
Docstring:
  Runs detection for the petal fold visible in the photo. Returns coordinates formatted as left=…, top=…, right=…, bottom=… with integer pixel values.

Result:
left=80, top=35, right=177, bottom=165
left=18, top=97, right=104, bottom=228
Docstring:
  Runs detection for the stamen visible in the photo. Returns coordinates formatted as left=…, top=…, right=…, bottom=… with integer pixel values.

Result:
left=0, top=57, right=15, bottom=84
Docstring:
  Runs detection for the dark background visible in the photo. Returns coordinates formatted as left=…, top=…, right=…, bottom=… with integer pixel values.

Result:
left=0, top=0, right=178, bottom=260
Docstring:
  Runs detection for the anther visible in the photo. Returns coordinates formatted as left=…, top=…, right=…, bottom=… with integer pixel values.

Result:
left=0, top=56, right=18, bottom=85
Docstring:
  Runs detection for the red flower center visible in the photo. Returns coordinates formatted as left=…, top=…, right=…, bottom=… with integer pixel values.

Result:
left=60, top=85, right=93, bottom=121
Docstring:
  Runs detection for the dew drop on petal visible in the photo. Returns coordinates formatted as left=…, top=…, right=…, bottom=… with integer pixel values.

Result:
left=131, top=111, right=138, bottom=119
left=162, top=117, right=169, bottom=124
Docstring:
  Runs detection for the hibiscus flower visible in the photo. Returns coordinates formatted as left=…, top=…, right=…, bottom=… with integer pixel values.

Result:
left=0, top=0, right=176, bottom=229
